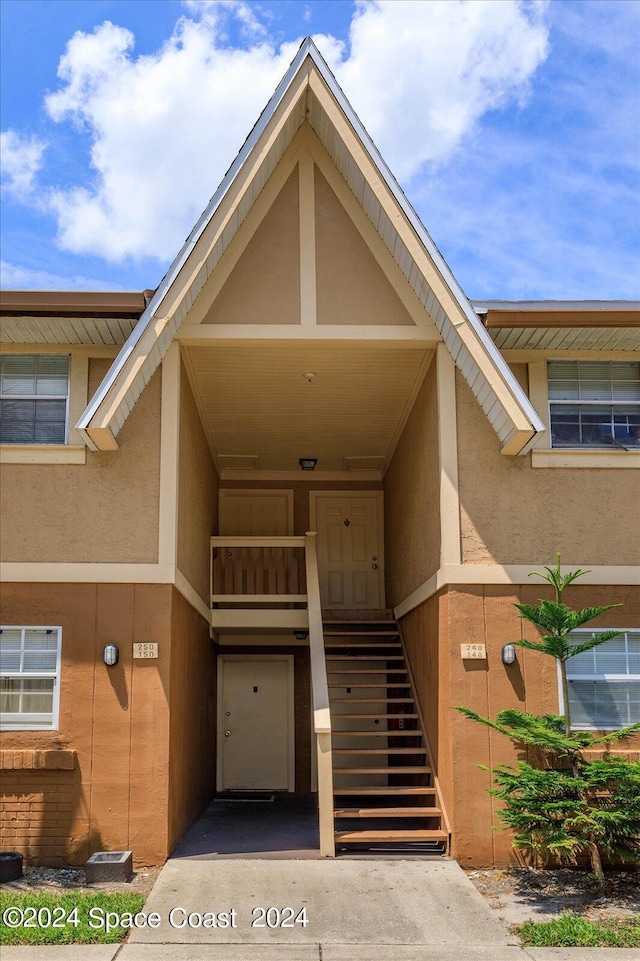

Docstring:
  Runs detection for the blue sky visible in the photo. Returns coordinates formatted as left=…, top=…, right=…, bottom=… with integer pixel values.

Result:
left=1, top=0, right=639, bottom=300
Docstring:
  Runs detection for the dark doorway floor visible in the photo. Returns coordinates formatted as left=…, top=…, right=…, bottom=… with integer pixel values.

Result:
left=171, top=796, right=320, bottom=860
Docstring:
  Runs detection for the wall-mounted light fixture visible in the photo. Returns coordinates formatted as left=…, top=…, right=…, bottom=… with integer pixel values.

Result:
left=294, top=631, right=309, bottom=641
left=299, top=458, right=317, bottom=471
left=501, top=643, right=517, bottom=665
left=103, top=643, right=119, bottom=667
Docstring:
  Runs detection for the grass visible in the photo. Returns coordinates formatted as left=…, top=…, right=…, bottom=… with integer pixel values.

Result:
left=515, top=914, right=640, bottom=948
left=0, top=891, right=146, bottom=944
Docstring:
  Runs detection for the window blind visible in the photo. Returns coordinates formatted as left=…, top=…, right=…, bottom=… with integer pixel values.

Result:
left=566, top=630, right=640, bottom=729
left=547, top=361, right=640, bottom=449
left=0, top=627, right=61, bottom=729
left=0, top=355, right=70, bottom=445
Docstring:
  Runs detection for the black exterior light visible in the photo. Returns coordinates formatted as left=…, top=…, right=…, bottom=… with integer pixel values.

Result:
left=501, top=644, right=517, bottom=665
left=299, top=458, right=317, bottom=471
left=103, top=643, right=119, bottom=667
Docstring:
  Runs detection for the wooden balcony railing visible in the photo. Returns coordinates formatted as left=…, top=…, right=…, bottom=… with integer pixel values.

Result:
left=211, top=536, right=307, bottom=604
left=209, top=532, right=335, bottom=857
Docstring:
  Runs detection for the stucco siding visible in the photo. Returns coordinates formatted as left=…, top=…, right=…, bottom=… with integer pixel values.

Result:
left=168, top=587, right=217, bottom=853
left=314, top=166, right=414, bottom=327
left=401, top=583, right=640, bottom=868
left=0, top=359, right=161, bottom=564
left=456, top=368, right=640, bottom=566
left=383, top=361, right=440, bottom=607
left=0, top=583, right=172, bottom=866
left=203, top=167, right=300, bottom=325
left=177, top=362, right=219, bottom=604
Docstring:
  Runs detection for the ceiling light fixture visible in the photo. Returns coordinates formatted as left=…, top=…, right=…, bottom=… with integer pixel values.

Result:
left=299, top=458, right=317, bottom=471
left=303, top=371, right=317, bottom=383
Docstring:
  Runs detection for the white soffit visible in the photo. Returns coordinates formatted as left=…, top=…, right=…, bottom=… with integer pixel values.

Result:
left=489, top=327, right=640, bottom=351
left=0, top=316, right=136, bottom=345
left=77, top=38, right=543, bottom=454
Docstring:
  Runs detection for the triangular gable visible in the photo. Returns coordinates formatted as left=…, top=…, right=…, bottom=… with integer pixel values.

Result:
left=77, top=38, right=544, bottom=454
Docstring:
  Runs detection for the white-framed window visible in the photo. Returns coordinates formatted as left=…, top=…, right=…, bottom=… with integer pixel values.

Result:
left=0, top=354, right=70, bottom=445
left=0, top=626, right=62, bottom=730
left=564, top=629, right=640, bottom=730
left=547, top=360, right=640, bottom=450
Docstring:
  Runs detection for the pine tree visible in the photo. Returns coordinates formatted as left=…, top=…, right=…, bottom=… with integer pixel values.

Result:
left=456, top=557, right=640, bottom=878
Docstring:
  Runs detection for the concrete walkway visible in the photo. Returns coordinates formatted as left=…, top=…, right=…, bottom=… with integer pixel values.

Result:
left=3, top=948, right=640, bottom=960
left=2, top=859, right=638, bottom=959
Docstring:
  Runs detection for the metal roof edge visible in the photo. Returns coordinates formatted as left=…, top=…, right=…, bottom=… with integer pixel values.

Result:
left=473, top=300, right=640, bottom=312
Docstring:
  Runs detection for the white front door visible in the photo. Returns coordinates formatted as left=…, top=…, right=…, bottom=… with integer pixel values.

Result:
left=217, top=656, right=295, bottom=791
left=311, top=492, right=384, bottom=609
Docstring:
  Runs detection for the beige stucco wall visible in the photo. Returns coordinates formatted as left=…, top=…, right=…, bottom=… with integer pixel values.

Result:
left=383, top=360, right=440, bottom=606
left=203, top=167, right=300, bottom=325
left=456, top=367, right=640, bottom=566
left=314, top=166, right=414, bottom=327
left=177, top=361, right=219, bottom=604
left=0, top=358, right=161, bottom=563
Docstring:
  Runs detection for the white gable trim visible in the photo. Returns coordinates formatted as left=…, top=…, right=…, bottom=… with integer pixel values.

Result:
left=77, top=39, right=543, bottom=455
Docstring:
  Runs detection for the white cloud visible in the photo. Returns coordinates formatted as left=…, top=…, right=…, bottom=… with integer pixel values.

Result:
left=0, top=260, right=116, bottom=291
left=0, top=130, right=47, bottom=199
left=337, top=0, right=549, bottom=180
left=4, top=0, right=549, bottom=263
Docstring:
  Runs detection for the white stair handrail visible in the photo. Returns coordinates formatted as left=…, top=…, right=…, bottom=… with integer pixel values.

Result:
left=304, top=531, right=335, bottom=857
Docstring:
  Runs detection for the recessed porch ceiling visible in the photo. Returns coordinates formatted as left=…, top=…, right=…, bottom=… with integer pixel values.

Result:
left=183, top=342, right=432, bottom=474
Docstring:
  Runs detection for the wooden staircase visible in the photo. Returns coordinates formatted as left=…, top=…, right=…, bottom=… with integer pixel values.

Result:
left=323, top=610, right=449, bottom=854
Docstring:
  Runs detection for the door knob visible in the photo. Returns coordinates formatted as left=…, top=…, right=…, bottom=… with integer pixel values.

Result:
left=371, top=563, right=378, bottom=570
left=225, top=730, right=231, bottom=737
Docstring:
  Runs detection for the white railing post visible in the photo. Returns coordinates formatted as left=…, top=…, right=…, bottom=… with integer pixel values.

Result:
left=305, top=531, right=335, bottom=858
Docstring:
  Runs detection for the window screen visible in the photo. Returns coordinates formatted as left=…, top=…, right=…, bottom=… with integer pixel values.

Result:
left=566, top=630, right=640, bottom=729
left=0, top=627, right=61, bottom=729
left=0, top=355, right=70, bottom=444
left=547, top=360, right=640, bottom=449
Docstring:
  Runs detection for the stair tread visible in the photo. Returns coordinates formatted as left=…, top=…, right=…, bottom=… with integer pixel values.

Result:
left=329, top=683, right=411, bottom=688
left=334, top=787, right=437, bottom=795
left=334, top=748, right=427, bottom=754
left=325, top=643, right=401, bottom=649
left=326, top=655, right=405, bottom=660
left=334, top=807, right=441, bottom=817
left=330, top=698, right=415, bottom=704
left=323, top=631, right=399, bottom=636
left=332, top=714, right=419, bottom=719
left=328, top=672, right=408, bottom=678
left=333, top=766, right=430, bottom=774
left=335, top=829, right=447, bottom=842
left=332, top=731, right=421, bottom=737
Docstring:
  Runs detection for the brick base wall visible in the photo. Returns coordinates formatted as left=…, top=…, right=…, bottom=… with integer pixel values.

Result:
left=0, top=765, right=78, bottom=866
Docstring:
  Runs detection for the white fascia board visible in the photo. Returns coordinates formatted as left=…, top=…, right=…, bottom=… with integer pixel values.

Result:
left=473, top=300, right=640, bottom=312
